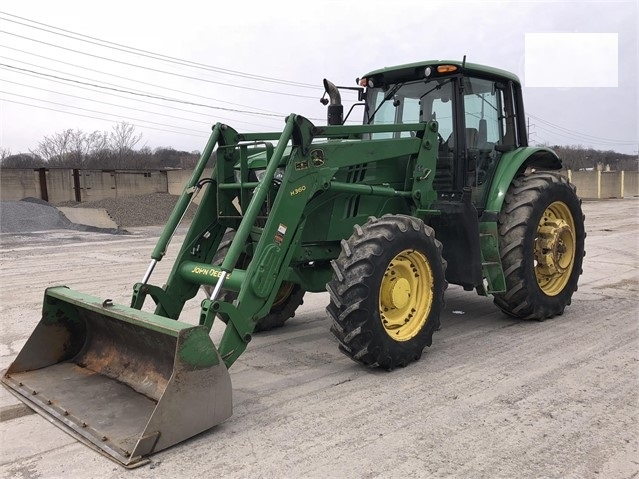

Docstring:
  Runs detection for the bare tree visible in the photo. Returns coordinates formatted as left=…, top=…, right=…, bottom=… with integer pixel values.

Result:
left=0, top=152, right=45, bottom=168
left=82, top=130, right=110, bottom=168
left=66, top=129, right=96, bottom=168
left=132, top=146, right=154, bottom=169
left=35, top=129, right=74, bottom=166
left=553, top=145, right=584, bottom=170
left=553, top=145, right=638, bottom=171
left=109, top=122, right=143, bottom=168
left=31, top=129, right=112, bottom=168
left=0, top=147, right=11, bottom=161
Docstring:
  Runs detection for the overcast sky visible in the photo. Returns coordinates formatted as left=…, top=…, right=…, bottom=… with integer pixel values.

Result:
left=0, top=0, right=637, bottom=156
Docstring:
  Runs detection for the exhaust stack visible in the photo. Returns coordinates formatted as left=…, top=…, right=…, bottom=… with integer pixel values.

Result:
left=323, top=79, right=343, bottom=126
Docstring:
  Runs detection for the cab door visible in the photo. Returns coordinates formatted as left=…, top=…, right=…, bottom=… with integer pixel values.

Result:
left=459, top=76, right=519, bottom=206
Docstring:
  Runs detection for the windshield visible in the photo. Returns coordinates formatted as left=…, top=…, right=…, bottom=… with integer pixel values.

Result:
left=365, top=79, right=454, bottom=140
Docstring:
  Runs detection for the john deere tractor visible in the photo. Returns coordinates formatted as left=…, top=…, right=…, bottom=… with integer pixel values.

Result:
left=2, top=60, right=585, bottom=467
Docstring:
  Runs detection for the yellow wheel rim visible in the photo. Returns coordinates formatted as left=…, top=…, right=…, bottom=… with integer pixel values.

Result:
left=379, top=249, right=433, bottom=341
left=273, top=282, right=294, bottom=307
left=534, top=201, right=576, bottom=296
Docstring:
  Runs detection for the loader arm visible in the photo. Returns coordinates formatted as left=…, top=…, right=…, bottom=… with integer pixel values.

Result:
left=132, top=115, right=439, bottom=368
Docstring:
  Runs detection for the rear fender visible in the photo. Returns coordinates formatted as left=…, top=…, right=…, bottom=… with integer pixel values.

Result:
left=484, top=146, right=561, bottom=213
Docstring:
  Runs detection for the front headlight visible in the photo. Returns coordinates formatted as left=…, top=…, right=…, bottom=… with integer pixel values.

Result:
left=253, top=169, right=266, bottom=182
left=254, top=168, right=285, bottom=183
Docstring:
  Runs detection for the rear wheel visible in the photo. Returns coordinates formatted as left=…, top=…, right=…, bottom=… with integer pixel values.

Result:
left=327, top=215, right=447, bottom=370
left=203, top=230, right=305, bottom=332
left=494, top=172, right=585, bottom=319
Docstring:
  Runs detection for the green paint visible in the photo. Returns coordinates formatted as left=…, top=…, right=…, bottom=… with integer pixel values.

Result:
left=483, top=146, right=562, bottom=214
left=118, top=61, right=554, bottom=368
left=178, top=328, right=220, bottom=368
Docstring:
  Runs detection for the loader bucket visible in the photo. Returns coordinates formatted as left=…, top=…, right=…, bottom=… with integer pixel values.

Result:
left=1, top=286, right=232, bottom=468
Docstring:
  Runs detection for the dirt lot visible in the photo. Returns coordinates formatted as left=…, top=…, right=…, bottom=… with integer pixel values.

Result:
left=0, top=199, right=637, bottom=479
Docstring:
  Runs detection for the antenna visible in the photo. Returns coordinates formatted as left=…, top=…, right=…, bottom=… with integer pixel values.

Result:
left=462, top=55, right=467, bottom=68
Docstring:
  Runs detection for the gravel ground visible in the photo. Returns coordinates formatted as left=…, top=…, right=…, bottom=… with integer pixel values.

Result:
left=1, top=193, right=194, bottom=233
left=0, top=199, right=637, bottom=478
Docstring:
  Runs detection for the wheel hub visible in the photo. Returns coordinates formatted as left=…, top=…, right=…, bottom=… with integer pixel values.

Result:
left=534, top=201, right=577, bottom=296
left=536, top=219, right=574, bottom=275
left=390, top=278, right=411, bottom=309
left=379, top=250, right=433, bottom=341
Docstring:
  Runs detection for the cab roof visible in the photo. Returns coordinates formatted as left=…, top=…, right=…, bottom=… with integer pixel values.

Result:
left=362, top=60, right=521, bottom=85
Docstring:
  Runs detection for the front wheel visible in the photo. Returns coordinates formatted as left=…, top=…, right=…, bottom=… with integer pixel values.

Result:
left=327, top=215, right=447, bottom=370
left=494, top=172, right=585, bottom=319
left=203, top=229, right=305, bottom=332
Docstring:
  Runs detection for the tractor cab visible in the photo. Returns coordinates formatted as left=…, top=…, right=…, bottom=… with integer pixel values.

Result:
left=360, top=60, right=527, bottom=207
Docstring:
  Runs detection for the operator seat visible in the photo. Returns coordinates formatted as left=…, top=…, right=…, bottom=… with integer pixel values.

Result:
left=465, top=127, right=479, bottom=149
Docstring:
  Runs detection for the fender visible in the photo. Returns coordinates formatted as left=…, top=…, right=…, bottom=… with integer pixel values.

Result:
left=484, top=146, right=562, bottom=213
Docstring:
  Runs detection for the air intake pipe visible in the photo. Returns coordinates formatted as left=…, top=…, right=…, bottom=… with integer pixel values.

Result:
left=323, top=79, right=343, bottom=126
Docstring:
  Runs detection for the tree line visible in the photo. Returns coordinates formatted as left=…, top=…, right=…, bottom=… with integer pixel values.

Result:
left=0, top=122, right=201, bottom=170
left=1, top=122, right=636, bottom=171
left=551, top=145, right=638, bottom=171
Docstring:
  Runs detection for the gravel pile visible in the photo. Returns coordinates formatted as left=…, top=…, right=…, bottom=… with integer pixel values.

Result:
left=57, top=193, right=196, bottom=228
left=0, top=198, right=74, bottom=233
left=1, top=193, right=195, bottom=233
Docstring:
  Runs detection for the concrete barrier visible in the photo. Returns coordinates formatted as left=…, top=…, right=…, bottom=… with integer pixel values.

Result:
left=0, top=168, right=167, bottom=203
left=166, top=168, right=213, bottom=205
left=46, top=169, right=76, bottom=203
left=0, top=169, right=39, bottom=200
left=566, top=170, right=639, bottom=199
left=58, top=207, right=119, bottom=229
left=623, top=171, right=639, bottom=197
left=78, top=170, right=167, bottom=201
left=2, top=167, right=638, bottom=202
left=568, top=171, right=598, bottom=199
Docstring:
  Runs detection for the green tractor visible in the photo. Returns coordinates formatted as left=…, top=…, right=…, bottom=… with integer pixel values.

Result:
left=2, top=60, right=585, bottom=466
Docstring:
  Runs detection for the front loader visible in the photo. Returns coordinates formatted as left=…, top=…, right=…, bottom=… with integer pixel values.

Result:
left=2, top=60, right=585, bottom=467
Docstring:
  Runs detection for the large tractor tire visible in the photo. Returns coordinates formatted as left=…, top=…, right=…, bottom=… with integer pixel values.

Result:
left=494, top=172, right=585, bottom=319
left=327, top=215, right=447, bottom=370
left=204, top=229, right=305, bottom=332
